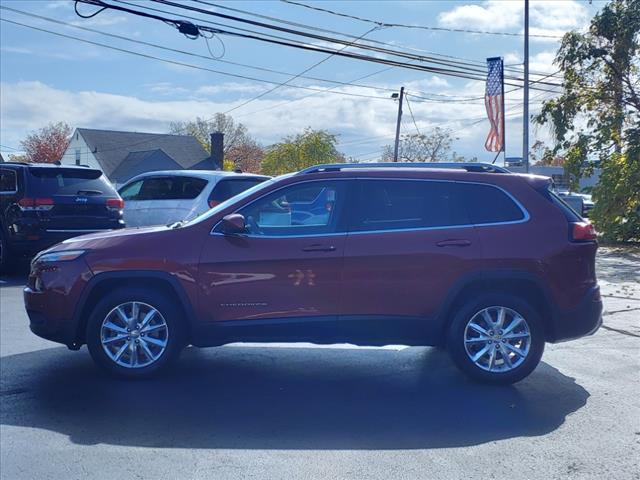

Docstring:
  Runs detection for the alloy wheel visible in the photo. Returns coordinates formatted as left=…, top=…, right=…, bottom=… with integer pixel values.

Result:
left=100, top=301, right=169, bottom=368
left=463, top=306, right=531, bottom=373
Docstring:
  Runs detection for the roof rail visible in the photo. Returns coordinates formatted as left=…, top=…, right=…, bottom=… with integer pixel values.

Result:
left=297, top=162, right=511, bottom=175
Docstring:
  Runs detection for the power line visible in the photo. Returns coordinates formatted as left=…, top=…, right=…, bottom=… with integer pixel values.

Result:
left=74, top=0, right=566, bottom=93
left=223, top=25, right=380, bottom=115
left=0, top=17, right=391, bottom=102
left=404, top=96, right=421, bottom=136
left=280, top=0, right=563, bottom=39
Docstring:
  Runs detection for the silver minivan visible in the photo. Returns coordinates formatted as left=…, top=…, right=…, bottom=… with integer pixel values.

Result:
left=118, top=170, right=269, bottom=227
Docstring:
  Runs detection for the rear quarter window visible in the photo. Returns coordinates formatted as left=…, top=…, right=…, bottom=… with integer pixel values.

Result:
left=0, top=169, right=18, bottom=192
left=461, top=183, right=526, bottom=224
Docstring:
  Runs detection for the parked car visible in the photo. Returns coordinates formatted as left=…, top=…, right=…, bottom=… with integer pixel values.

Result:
left=117, top=170, right=269, bottom=227
left=24, top=162, right=602, bottom=384
left=0, top=163, right=124, bottom=272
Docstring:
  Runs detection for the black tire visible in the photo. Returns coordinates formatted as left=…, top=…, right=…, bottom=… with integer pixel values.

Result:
left=447, top=293, right=545, bottom=385
left=86, top=287, right=186, bottom=378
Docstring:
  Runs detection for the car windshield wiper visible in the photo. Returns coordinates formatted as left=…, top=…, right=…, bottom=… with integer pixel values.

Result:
left=77, top=189, right=103, bottom=195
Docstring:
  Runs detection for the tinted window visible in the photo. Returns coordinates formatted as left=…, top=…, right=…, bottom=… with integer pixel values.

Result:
left=461, top=183, right=525, bottom=224
left=353, top=180, right=469, bottom=231
left=126, top=176, right=208, bottom=201
left=209, top=178, right=267, bottom=205
left=27, top=168, right=117, bottom=196
left=237, top=181, right=345, bottom=236
left=0, top=169, right=17, bottom=192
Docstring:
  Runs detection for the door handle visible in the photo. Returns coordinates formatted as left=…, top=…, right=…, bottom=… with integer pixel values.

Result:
left=302, top=244, right=336, bottom=252
left=436, top=239, right=472, bottom=247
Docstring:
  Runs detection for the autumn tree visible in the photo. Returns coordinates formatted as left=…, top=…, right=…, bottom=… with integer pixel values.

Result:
left=535, top=0, right=639, bottom=241
left=19, top=122, right=72, bottom=163
left=169, top=114, right=264, bottom=172
left=261, top=128, right=345, bottom=176
left=381, top=127, right=457, bottom=162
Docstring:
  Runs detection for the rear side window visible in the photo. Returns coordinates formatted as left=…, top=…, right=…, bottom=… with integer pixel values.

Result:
left=27, top=168, right=117, bottom=196
left=461, top=183, right=526, bottom=224
left=353, top=180, right=470, bottom=231
left=0, top=169, right=17, bottom=192
left=209, top=178, right=267, bottom=206
left=127, top=176, right=208, bottom=201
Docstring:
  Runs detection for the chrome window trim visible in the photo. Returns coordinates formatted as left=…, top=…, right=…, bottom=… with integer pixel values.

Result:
left=210, top=177, right=530, bottom=238
left=0, top=168, right=18, bottom=194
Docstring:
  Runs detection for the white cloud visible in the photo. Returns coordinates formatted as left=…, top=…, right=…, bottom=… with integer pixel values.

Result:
left=438, top=0, right=589, bottom=40
left=0, top=80, right=555, bottom=162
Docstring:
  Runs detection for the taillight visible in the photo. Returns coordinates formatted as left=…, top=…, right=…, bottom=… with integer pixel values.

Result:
left=106, top=198, right=124, bottom=210
left=18, top=198, right=54, bottom=211
left=571, top=221, right=597, bottom=242
left=208, top=200, right=220, bottom=208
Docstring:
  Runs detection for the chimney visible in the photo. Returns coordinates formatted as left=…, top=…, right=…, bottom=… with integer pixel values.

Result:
left=210, top=132, right=224, bottom=171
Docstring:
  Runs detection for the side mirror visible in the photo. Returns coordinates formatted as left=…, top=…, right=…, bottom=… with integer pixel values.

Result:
left=220, top=213, right=246, bottom=235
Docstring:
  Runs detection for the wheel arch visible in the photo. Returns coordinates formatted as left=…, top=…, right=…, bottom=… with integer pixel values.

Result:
left=73, top=271, right=197, bottom=347
left=437, top=270, right=556, bottom=342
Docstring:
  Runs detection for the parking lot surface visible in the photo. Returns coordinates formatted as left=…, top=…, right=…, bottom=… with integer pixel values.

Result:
left=1, top=248, right=639, bottom=480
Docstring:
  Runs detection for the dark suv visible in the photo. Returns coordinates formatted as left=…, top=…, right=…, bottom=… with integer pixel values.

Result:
left=0, top=163, right=124, bottom=271
left=24, top=163, right=602, bottom=383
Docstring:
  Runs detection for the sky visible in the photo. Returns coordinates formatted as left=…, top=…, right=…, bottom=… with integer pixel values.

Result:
left=0, top=0, right=605, bottom=163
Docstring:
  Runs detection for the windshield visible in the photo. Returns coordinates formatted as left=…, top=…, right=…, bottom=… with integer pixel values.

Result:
left=184, top=177, right=278, bottom=226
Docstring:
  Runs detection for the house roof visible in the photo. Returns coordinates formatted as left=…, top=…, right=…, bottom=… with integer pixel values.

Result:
left=110, top=149, right=181, bottom=184
left=76, top=128, right=209, bottom=177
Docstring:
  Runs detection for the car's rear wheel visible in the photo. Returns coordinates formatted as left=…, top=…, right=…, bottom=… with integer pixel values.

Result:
left=447, top=294, right=544, bottom=384
left=86, top=288, right=185, bottom=378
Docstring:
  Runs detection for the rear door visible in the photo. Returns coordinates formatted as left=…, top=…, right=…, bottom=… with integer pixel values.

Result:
left=341, top=179, right=482, bottom=339
left=25, top=167, right=122, bottom=232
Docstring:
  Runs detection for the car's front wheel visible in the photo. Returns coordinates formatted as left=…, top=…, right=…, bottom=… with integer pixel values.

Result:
left=447, top=294, right=545, bottom=384
left=86, top=288, right=185, bottom=378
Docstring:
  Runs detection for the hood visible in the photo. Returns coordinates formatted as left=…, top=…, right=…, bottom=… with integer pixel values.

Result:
left=49, top=225, right=171, bottom=252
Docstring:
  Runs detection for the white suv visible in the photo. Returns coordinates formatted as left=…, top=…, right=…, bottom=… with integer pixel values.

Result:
left=118, top=170, right=269, bottom=227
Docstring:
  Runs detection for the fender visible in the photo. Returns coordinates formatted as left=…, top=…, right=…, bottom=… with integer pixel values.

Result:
left=72, top=270, right=199, bottom=345
left=434, top=268, right=558, bottom=340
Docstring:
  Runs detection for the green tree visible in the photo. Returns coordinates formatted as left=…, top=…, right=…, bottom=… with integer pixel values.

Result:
left=261, top=128, right=345, bottom=175
left=535, top=0, right=639, bottom=241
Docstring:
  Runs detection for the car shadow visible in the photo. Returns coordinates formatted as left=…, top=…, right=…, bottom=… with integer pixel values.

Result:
left=0, top=344, right=589, bottom=450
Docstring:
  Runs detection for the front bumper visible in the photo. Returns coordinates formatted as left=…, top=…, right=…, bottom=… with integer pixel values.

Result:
left=23, top=258, right=93, bottom=348
left=550, top=285, right=603, bottom=342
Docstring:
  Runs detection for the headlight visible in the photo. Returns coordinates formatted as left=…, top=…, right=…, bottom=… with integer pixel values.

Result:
left=36, top=250, right=87, bottom=263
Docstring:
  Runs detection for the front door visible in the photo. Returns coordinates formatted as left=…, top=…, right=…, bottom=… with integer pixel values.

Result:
left=197, top=180, right=351, bottom=338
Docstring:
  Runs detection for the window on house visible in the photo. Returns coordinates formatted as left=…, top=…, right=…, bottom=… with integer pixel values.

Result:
left=75, top=149, right=80, bottom=165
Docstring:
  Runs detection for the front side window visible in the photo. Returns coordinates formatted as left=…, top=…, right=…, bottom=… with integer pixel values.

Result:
left=236, top=181, right=346, bottom=236
left=0, top=169, right=17, bottom=193
left=353, top=180, right=470, bottom=232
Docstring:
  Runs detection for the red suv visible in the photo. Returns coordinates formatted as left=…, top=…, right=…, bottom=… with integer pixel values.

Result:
left=24, top=163, right=602, bottom=384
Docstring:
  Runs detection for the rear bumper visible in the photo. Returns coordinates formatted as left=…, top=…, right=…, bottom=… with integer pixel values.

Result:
left=549, top=285, right=603, bottom=343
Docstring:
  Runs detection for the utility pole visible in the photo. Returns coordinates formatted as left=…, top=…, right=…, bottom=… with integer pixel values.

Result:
left=392, top=86, right=405, bottom=162
left=523, top=0, right=530, bottom=173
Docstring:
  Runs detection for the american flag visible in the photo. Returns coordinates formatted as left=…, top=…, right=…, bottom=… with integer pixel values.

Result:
left=485, top=57, right=505, bottom=152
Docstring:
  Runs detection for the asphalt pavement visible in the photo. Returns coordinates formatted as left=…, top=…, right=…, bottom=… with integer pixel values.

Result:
left=1, top=248, right=639, bottom=480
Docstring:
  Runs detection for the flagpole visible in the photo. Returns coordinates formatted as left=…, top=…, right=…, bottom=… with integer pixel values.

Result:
left=523, top=0, right=530, bottom=173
